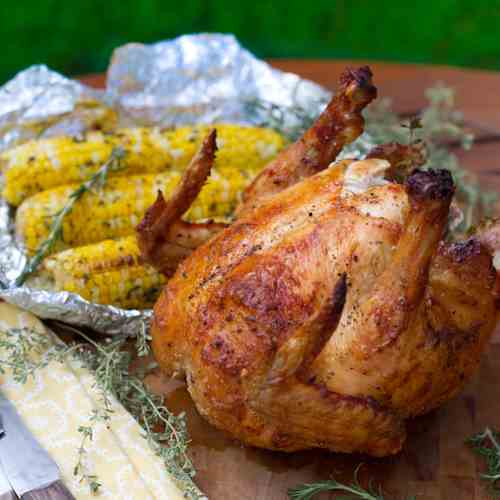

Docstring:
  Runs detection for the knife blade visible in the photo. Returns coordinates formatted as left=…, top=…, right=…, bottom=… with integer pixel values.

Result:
left=0, top=392, right=74, bottom=499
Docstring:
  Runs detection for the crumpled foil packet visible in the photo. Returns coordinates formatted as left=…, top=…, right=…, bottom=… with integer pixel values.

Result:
left=0, top=33, right=374, bottom=336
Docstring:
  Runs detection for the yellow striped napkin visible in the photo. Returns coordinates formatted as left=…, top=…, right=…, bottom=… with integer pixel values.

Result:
left=0, top=302, right=186, bottom=500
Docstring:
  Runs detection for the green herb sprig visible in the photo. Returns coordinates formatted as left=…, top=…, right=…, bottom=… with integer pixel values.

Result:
left=288, top=464, right=415, bottom=500
left=74, top=415, right=108, bottom=494
left=0, top=326, right=77, bottom=383
left=14, top=146, right=125, bottom=287
left=467, top=427, right=500, bottom=498
left=288, top=465, right=383, bottom=500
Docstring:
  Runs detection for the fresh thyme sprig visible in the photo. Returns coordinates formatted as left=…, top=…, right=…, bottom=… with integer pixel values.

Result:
left=362, top=86, right=494, bottom=235
left=73, top=387, right=115, bottom=493
left=14, top=146, right=126, bottom=287
left=467, top=427, right=500, bottom=498
left=74, top=417, right=107, bottom=494
left=288, top=464, right=413, bottom=500
left=288, top=464, right=417, bottom=500
left=0, top=326, right=76, bottom=383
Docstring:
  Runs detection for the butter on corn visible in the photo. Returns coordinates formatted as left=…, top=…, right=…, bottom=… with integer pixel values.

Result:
left=44, top=236, right=163, bottom=309
left=1, top=124, right=286, bottom=206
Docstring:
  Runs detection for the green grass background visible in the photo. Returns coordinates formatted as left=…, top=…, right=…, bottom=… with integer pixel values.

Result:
left=1, top=0, right=499, bottom=83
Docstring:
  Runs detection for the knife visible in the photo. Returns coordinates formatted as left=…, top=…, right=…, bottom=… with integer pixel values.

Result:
left=0, top=392, right=75, bottom=500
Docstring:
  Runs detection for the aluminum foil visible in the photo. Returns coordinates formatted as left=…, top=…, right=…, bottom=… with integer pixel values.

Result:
left=0, top=33, right=351, bottom=335
left=107, top=34, right=329, bottom=130
left=0, top=287, right=151, bottom=336
left=0, top=65, right=107, bottom=152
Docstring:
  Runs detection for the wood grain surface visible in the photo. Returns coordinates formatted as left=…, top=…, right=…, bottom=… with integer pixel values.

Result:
left=145, top=346, right=500, bottom=500
left=81, top=61, right=500, bottom=499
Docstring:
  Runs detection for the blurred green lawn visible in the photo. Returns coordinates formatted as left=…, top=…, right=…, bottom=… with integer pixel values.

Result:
left=1, top=0, right=499, bottom=83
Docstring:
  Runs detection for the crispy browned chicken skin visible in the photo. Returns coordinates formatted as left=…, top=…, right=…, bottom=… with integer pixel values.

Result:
left=139, top=67, right=498, bottom=456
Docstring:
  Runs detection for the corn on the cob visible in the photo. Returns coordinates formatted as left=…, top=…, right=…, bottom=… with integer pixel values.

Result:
left=17, top=172, right=178, bottom=253
left=1, top=124, right=286, bottom=206
left=44, top=236, right=165, bottom=309
left=16, top=152, right=261, bottom=253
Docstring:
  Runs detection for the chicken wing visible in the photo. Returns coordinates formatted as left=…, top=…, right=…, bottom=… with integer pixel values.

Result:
left=237, top=66, right=377, bottom=215
left=137, top=130, right=227, bottom=275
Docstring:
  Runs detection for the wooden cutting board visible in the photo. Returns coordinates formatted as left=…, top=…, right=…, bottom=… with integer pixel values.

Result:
left=144, top=343, right=500, bottom=500
left=81, top=61, right=500, bottom=499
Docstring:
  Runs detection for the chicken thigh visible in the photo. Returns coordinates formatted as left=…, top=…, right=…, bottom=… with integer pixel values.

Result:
left=139, top=67, right=498, bottom=456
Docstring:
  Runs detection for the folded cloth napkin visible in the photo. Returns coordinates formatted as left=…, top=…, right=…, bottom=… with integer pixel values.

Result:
left=0, top=302, right=186, bottom=500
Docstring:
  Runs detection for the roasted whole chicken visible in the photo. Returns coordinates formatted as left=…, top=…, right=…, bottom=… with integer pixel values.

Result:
left=137, top=67, right=499, bottom=456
